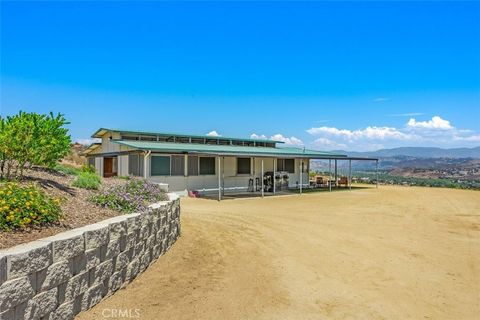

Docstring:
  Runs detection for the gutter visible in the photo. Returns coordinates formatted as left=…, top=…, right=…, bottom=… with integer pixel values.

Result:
left=144, top=150, right=151, bottom=179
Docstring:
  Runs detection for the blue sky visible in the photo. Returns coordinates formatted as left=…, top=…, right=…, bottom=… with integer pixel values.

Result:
left=1, top=1, right=479, bottom=151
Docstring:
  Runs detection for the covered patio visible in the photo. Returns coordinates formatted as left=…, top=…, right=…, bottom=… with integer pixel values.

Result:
left=194, top=154, right=379, bottom=201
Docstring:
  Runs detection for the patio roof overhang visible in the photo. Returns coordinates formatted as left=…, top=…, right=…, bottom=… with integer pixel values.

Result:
left=111, top=139, right=364, bottom=160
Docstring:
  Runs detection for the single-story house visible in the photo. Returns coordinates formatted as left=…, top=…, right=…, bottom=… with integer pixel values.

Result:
left=84, top=128, right=378, bottom=199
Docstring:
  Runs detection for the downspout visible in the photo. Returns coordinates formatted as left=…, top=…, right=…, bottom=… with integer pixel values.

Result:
left=144, top=150, right=151, bottom=179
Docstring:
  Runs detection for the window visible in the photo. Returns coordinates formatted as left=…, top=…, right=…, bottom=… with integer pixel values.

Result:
left=188, top=156, right=199, bottom=176
left=277, top=159, right=295, bottom=173
left=87, top=157, right=95, bottom=167
left=237, top=157, right=251, bottom=175
left=151, top=156, right=170, bottom=176
left=276, top=159, right=284, bottom=171
left=171, top=155, right=185, bottom=176
left=199, top=157, right=215, bottom=175
left=285, top=159, right=295, bottom=173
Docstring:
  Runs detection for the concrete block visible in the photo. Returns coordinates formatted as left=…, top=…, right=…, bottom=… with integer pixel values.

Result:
left=72, top=294, right=83, bottom=316
left=46, top=300, right=74, bottom=320
left=0, top=309, right=13, bottom=320
left=125, top=232, right=137, bottom=251
left=114, top=251, right=130, bottom=273
left=0, top=255, right=6, bottom=285
left=39, top=231, right=84, bottom=263
left=139, top=252, right=150, bottom=273
left=125, top=258, right=139, bottom=283
left=71, top=253, right=86, bottom=276
left=118, top=235, right=127, bottom=252
left=61, top=272, right=89, bottom=303
left=4, top=241, right=52, bottom=280
left=19, top=287, right=58, bottom=319
left=36, top=260, right=72, bottom=292
left=152, top=244, right=162, bottom=260
left=0, top=276, right=35, bottom=311
left=81, top=224, right=109, bottom=250
left=145, top=234, right=155, bottom=249
left=81, top=284, right=104, bottom=311
left=134, top=242, right=145, bottom=257
left=103, top=239, right=120, bottom=260
left=108, top=271, right=123, bottom=294
left=139, top=225, right=150, bottom=240
left=85, top=248, right=101, bottom=270
left=90, top=260, right=113, bottom=286
left=125, top=213, right=141, bottom=234
left=108, top=220, right=127, bottom=241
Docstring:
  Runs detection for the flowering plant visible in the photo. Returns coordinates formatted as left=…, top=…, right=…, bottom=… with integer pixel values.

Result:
left=0, top=182, right=62, bottom=230
left=89, top=179, right=168, bottom=213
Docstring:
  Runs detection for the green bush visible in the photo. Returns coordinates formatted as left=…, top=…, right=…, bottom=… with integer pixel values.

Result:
left=0, top=111, right=71, bottom=179
left=54, top=164, right=80, bottom=176
left=72, top=172, right=101, bottom=190
left=0, top=182, right=62, bottom=230
left=90, top=179, right=168, bottom=213
left=81, top=164, right=96, bottom=174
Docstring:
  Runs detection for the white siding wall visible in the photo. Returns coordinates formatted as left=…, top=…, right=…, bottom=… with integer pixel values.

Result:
left=94, top=157, right=103, bottom=177
left=101, top=132, right=121, bottom=153
left=145, top=155, right=309, bottom=192
left=118, top=155, right=129, bottom=177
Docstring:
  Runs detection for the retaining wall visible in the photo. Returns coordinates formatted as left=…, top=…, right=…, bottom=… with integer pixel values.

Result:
left=0, top=194, right=181, bottom=320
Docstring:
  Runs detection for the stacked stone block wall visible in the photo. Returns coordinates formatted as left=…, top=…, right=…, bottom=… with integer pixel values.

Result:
left=0, top=194, right=180, bottom=320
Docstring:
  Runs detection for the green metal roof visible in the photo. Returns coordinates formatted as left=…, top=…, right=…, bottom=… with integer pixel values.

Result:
left=91, top=128, right=283, bottom=144
left=113, top=140, right=347, bottom=158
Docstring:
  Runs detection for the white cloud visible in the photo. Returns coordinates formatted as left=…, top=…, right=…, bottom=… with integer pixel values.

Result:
left=407, top=116, right=453, bottom=130
left=454, top=134, right=480, bottom=142
left=270, top=134, right=303, bottom=146
left=251, top=133, right=303, bottom=146
left=206, top=130, right=221, bottom=137
left=250, top=133, right=267, bottom=140
left=313, top=138, right=347, bottom=150
left=372, top=97, right=389, bottom=102
left=306, top=115, right=480, bottom=150
left=307, top=126, right=413, bottom=141
left=75, top=138, right=100, bottom=145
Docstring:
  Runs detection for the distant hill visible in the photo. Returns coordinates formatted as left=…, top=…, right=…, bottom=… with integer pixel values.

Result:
left=334, top=146, right=480, bottom=159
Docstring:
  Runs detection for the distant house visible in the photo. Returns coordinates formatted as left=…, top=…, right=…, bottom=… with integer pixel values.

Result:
left=84, top=128, right=376, bottom=198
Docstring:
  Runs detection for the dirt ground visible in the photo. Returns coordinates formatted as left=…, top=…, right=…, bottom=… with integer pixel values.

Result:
left=78, top=186, right=480, bottom=320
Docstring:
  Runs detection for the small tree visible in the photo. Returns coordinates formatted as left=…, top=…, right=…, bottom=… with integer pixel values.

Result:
left=0, top=111, right=71, bottom=179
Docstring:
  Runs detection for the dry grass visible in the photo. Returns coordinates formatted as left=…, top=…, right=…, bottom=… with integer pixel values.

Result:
left=78, top=185, right=480, bottom=320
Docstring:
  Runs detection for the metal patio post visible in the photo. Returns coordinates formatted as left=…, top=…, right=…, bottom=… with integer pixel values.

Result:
left=349, top=159, right=352, bottom=190
left=261, top=159, right=264, bottom=198
left=218, top=156, right=221, bottom=201
left=329, top=159, right=332, bottom=192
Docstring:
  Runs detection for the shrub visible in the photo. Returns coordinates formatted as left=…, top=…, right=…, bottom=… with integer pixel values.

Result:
left=72, top=172, right=101, bottom=190
left=81, top=164, right=96, bottom=174
left=0, top=111, right=71, bottom=179
left=0, top=182, right=62, bottom=230
left=90, top=179, right=168, bottom=213
left=54, top=164, right=80, bottom=176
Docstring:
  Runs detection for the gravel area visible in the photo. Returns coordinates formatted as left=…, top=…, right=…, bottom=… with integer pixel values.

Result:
left=0, top=167, right=127, bottom=249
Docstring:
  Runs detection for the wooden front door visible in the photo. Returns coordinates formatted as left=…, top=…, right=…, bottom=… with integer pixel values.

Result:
left=103, top=157, right=116, bottom=178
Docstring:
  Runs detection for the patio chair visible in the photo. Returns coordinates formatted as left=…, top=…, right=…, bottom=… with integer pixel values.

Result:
left=315, top=176, right=325, bottom=187
left=338, top=176, right=349, bottom=187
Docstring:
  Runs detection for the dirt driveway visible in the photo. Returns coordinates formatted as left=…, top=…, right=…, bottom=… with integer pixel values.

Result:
left=78, top=186, right=480, bottom=320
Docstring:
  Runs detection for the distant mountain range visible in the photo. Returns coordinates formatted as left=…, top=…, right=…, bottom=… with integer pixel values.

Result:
left=333, top=146, right=480, bottom=159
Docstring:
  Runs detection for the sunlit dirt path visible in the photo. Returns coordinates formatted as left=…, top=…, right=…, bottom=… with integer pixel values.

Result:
left=78, top=186, right=480, bottom=320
